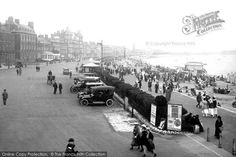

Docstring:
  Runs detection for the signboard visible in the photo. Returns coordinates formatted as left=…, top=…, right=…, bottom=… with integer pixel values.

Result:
left=167, top=104, right=182, bottom=131
left=150, top=104, right=156, bottom=126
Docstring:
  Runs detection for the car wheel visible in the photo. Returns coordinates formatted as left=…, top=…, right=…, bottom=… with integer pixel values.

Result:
left=70, top=86, right=74, bottom=92
left=106, top=99, right=113, bottom=107
left=72, top=87, right=78, bottom=93
left=81, top=99, right=89, bottom=106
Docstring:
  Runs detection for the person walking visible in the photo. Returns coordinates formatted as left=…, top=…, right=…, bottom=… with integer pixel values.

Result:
left=48, top=70, right=52, bottom=76
left=65, top=138, right=78, bottom=157
left=146, top=127, right=157, bottom=156
left=162, top=83, right=166, bottom=94
left=196, top=92, right=202, bottom=108
left=134, top=80, right=138, bottom=88
left=53, top=81, right=58, bottom=94
left=138, top=79, right=142, bottom=89
left=140, top=125, right=157, bottom=157
left=140, top=124, right=147, bottom=152
left=202, top=101, right=209, bottom=117
left=16, top=68, right=19, bottom=76
left=19, top=68, right=22, bottom=76
left=208, top=98, right=214, bottom=117
left=69, top=71, right=72, bottom=78
left=154, top=81, right=159, bottom=93
left=148, top=79, right=152, bottom=92
left=215, top=116, right=223, bottom=139
left=2, top=89, right=8, bottom=105
left=59, top=82, right=63, bottom=94
left=130, top=124, right=141, bottom=150
left=212, top=96, right=218, bottom=117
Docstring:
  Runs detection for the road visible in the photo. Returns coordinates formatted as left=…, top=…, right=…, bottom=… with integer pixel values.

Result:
left=0, top=62, right=231, bottom=157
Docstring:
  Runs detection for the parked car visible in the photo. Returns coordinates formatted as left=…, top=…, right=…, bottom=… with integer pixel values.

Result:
left=76, top=82, right=105, bottom=96
left=71, top=81, right=104, bottom=94
left=78, top=86, right=115, bottom=107
left=63, top=68, right=70, bottom=75
left=82, top=73, right=98, bottom=77
left=73, top=76, right=101, bottom=85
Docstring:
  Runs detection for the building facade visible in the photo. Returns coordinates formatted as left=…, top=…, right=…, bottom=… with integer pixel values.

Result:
left=4, top=16, right=37, bottom=63
left=0, top=23, right=15, bottom=67
left=37, top=34, right=54, bottom=59
left=51, top=28, right=83, bottom=60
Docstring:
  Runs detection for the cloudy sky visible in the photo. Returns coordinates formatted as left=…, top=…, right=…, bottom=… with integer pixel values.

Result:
left=0, top=0, right=235, bottom=53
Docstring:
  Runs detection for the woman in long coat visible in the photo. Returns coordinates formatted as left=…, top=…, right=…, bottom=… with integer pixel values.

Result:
left=215, top=116, right=223, bottom=139
left=130, top=124, right=141, bottom=150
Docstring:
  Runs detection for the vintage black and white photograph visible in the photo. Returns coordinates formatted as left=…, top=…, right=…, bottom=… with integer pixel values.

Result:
left=0, top=0, right=236, bottom=157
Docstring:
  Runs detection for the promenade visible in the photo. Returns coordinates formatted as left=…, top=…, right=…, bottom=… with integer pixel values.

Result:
left=0, top=61, right=224, bottom=157
left=111, top=70, right=236, bottom=155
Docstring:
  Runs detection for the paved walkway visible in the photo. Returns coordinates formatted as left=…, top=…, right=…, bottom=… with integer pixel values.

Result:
left=114, top=72, right=236, bottom=155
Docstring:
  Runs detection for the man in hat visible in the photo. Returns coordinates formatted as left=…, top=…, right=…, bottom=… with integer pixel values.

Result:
left=196, top=92, right=202, bottom=108
left=53, top=81, right=58, bottom=94
left=154, top=81, right=159, bottom=93
left=2, top=89, right=8, bottom=105
left=212, top=96, right=217, bottom=117
left=142, top=126, right=157, bottom=157
left=59, top=82, right=63, bottom=94
left=140, top=124, right=147, bottom=152
left=65, top=138, right=78, bottom=157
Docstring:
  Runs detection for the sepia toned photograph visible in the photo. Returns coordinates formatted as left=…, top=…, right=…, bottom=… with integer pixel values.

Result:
left=0, top=0, right=236, bottom=157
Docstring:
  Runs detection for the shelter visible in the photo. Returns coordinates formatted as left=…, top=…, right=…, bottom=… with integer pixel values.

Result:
left=81, top=62, right=100, bottom=73
left=41, top=51, right=60, bottom=62
left=89, top=58, right=100, bottom=65
left=185, top=62, right=206, bottom=71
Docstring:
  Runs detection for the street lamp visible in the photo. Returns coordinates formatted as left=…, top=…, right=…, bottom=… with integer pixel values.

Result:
left=97, top=40, right=103, bottom=68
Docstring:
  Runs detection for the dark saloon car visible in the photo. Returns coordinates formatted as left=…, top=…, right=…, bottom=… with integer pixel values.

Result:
left=78, top=86, right=115, bottom=107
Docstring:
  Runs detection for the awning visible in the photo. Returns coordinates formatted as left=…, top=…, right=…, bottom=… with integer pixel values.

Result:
left=82, top=62, right=100, bottom=68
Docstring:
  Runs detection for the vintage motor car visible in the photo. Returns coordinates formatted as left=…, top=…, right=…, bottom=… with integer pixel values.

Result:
left=76, top=82, right=105, bottom=97
left=73, top=76, right=100, bottom=85
left=78, top=86, right=115, bottom=107
left=71, top=81, right=104, bottom=94
left=71, top=77, right=101, bottom=93
left=82, top=72, right=98, bottom=77
left=63, top=68, right=70, bottom=75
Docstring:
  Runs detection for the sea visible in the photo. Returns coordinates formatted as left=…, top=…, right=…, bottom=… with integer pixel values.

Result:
left=142, top=53, right=236, bottom=76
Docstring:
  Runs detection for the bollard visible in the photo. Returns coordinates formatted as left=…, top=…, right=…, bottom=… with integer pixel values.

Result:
left=131, top=107, right=134, bottom=118
left=123, top=98, right=126, bottom=110
left=218, top=134, right=222, bottom=148
left=233, top=138, right=236, bottom=156
left=206, top=128, right=210, bottom=142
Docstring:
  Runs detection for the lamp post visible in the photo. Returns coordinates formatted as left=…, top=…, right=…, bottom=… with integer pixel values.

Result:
left=124, top=47, right=126, bottom=59
left=97, top=40, right=103, bottom=68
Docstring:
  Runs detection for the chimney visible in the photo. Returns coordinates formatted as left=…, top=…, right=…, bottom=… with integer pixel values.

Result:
left=15, top=19, right=20, bottom=24
left=28, top=22, right=34, bottom=29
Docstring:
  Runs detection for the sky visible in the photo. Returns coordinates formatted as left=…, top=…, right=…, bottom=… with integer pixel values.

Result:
left=0, top=0, right=236, bottom=53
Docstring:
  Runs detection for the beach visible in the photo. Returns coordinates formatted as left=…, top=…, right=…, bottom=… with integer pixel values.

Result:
left=142, top=53, right=236, bottom=76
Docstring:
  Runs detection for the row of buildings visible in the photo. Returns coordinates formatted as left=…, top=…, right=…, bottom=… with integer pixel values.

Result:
left=0, top=16, right=129, bottom=67
left=0, top=17, right=37, bottom=66
left=0, top=16, right=85, bottom=66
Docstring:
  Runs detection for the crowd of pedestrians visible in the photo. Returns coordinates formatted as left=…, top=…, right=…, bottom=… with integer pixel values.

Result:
left=130, top=124, right=157, bottom=157
left=195, top=91, right=219, bottom=117
left=16, top=67, right=22, bottom=76
left=104, top=57, right=225, bottom=140
left=48, top=70, right=63, bottom=94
